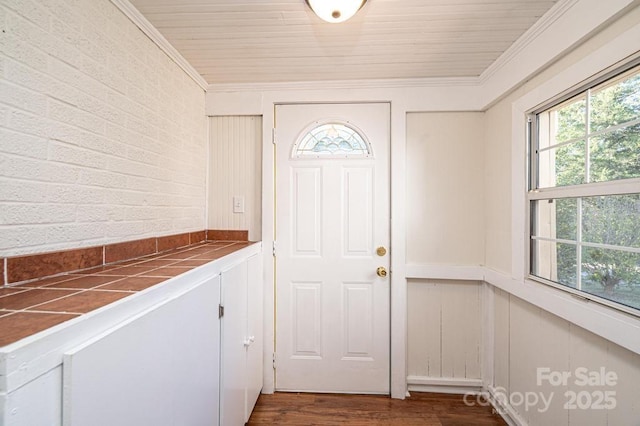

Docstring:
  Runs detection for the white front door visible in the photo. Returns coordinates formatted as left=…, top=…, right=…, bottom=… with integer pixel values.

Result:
left=274, top=103, right=390, bottom=394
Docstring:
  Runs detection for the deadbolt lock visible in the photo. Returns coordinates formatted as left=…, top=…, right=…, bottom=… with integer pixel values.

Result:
left=376, top=246, right=387, bottom=256
left=376, top=267, right=388, bottom=278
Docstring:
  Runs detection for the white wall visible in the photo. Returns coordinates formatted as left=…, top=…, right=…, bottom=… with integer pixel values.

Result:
left=483, top=100, right=512, bottom=273
left=200, top=0, right=640, bottom=414
left=406, top=112, right=485, bottom=266
left=485, top=5, right=640, bottom=425
left=0, top=0, right=207, bottom=257
left=208, top=116, right=262, bottom=241
left=3, top=0, right=638, bottom=422
left=205, top=82, right=485, bottom=398
left=405, top=112, right=485, bottom=391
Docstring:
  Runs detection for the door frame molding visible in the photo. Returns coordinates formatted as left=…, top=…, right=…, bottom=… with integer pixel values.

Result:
left=263, top=99, right=407, bottom=399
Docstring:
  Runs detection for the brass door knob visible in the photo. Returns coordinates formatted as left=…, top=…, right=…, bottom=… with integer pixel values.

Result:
left=376, top=267, right=388, bottom=278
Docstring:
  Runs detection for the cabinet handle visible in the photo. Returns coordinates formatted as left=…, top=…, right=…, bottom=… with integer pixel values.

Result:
left=243, top=336, right=255, bottom=347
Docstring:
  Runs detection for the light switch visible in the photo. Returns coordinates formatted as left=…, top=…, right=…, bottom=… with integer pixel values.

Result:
left=233, top=196, right=245, bottom=213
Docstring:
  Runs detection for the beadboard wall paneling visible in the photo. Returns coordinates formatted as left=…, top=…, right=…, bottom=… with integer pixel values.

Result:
left=407, top=279, right=482, bottom=381
left=208, top=116, right=262, bottom=242
left=0, top=0, right=207, bottom=257
left=493, top=288, right=640, bottom=425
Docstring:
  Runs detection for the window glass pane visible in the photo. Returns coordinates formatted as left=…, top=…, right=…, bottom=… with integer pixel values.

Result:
left=582, top=194, right=640, bottom=249
left=549, top=97, right=586, bottom=145
left=531, top=239, right=577, bottom=288
left=590, top=69, right=640, bottom=133
left=531, top=199, right=577, bottom=240
left=589, top=122, right=640, bottom=182
left=556, top=198, right=578, bottom=240
left=538, top=140, right=585, bottom=188
left=294, top=123, right=371, bottom=158
left=582, top=246, right=640, bottom=310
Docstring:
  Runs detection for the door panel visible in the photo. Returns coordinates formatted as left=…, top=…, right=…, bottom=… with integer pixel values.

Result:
left=291, top=167, right=322, bottom=256
left=275, top=103, right=390, bottom=394
left=343, top=167, right=374, bottom=256
left=342, top=282, right=374, bottom=359
left=292, top=282, right=323, bottom=357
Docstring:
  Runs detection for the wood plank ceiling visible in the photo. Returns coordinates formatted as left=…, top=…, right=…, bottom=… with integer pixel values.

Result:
left=129, top=0, right=558, bottom=85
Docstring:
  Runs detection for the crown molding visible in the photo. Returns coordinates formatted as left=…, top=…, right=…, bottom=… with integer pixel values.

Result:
left=479, top=0, right=580, bottom=84
left=110, top=0, right=209, bottom=91
left=207, top=76, right=480, bottom=93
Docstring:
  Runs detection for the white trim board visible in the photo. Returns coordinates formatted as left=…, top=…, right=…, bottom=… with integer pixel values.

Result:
left=478, top=0, right=638, bottom=108
left=207, top=77, right=479, bottom=93
left=405, top=377, right=519, bottom=425
left=407, top=376, right=482, bottom=391
left=109, top=0, right=208, bottom=90
left=487, top=385, right=526, bottom=426
left=390, top=101, right=409, bottom=400
left=478, top=0, right=580, bottom=84
left=406, top=264, right=484, bottom=281
left=407, top=376, right=483, bottom=396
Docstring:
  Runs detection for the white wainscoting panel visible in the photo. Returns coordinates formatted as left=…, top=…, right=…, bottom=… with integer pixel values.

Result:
left=408, top=265, right=640, bottom=425
left=407, top=279, right=482, bottom=385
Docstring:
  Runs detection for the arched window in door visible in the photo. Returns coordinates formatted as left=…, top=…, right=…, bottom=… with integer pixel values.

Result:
left=292, top=122, right=372, bottom=158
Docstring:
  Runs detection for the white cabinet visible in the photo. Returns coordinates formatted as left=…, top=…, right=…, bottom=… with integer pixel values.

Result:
left=220, top=254, right=264, bottom=426
left=245, top=253, right=264, bottom=421
left=0, top=243, right=263, bottom=426
left=220, top=261, right=247, bottom=426
left=62, top=275, right=221, bottom=426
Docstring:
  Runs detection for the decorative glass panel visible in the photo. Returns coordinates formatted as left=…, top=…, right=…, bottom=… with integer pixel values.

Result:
left=293, top=123, right=371, bottom=158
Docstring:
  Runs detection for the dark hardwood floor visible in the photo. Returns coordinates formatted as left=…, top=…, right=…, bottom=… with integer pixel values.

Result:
left=247, top=391, right=508, bottom=425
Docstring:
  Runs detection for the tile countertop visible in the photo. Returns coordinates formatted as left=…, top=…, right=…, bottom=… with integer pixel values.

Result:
left=0, top=241, right=252, bottom=347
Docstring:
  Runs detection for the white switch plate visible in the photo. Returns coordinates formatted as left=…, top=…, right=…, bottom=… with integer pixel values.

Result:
left=233, top=196, right=245, bottom=213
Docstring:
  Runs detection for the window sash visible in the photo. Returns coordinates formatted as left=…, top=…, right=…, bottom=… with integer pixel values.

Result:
left=527, top=60, right=640, bottom=315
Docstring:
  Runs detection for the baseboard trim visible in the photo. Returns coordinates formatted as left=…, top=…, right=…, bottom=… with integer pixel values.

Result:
left=486, top=385, right=527, bottom=426
left=406, top=377, right=526, bottom=425
left=406, top=376, right=482, bottom=395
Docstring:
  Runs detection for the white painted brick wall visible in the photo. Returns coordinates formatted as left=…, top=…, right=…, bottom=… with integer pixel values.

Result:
left=0, top=0, right=207, bottom=256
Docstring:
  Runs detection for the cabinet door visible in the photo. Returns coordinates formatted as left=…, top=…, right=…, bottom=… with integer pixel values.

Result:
left=63, top=275, right=221, bottom=426
left=245, top=254, right=263, bottom=422
left=220, top=261, right=248, bottom=426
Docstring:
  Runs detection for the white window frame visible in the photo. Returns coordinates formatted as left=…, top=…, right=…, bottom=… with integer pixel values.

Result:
left=525, top=58, right=640, bottom=317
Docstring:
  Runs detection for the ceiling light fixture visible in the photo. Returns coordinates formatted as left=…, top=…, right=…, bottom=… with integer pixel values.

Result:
left=305, top=0, right=367, bottom=23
